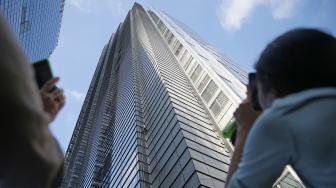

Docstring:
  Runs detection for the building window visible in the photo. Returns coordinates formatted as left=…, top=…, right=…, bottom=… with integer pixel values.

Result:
left=148, top=11, right=159, bottom=23
left=164, top=30, right=170, bottom=39
left=167, top=33, right=174, bottom=44
left=190, top=64, right=203, bottom=83
left=175, top=43, right=183, bottom=56
left=162, top=27, right=168, bottom=35
left=197, top=74, right=210, bottom=92
left=20, top=5, right=30, bottom=33
left=183, top=56, right=193, bottom=70
left=209, top=91, right=229, bottom=117
left=201, top=80, right=218, bottom=104
left=157, top=20, right=164, bottom=31
left=179, top=50, right=188, bottom=62
left=172, top=40, right=181, bottom=52
left=170, top=39, right=178, bottom=48
left=161, top=25, right=167, bottom=33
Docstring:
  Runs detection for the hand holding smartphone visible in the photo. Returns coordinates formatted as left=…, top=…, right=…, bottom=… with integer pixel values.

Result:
left=32, top=59, right=57, bottom=91
left=32, top=59, right=65, bottom=122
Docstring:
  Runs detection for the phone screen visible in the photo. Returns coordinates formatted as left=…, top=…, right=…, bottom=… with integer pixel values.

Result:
left=32, top=59, right=53, bottom=89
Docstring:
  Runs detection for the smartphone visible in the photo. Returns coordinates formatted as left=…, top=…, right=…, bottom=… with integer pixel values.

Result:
left=248, top=73, right=262, bottom=111
left=32, top=59, right=55, bottom=90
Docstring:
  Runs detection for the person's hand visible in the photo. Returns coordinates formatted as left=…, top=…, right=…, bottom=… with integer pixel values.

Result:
left=40, top=77, right=65, bottom=123
left=234, top=101, right=261, bottom=136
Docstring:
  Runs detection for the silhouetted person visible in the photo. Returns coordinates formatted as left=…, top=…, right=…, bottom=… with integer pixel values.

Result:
left=226, top=29, right=336, bottom=187
left=0, top=16, right=64, bottom=188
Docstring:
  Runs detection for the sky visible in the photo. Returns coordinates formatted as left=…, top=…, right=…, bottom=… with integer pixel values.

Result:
left=50, top=0, right=336, bottom=151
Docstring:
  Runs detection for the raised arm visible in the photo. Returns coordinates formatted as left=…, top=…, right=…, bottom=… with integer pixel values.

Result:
left=226, top=101, right=260, bottom=185
left=227, top=110, right=294, bottom=187
left=0, top=16, right=64, bottom=188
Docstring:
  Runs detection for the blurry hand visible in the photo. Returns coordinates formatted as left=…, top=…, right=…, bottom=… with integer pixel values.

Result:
left=234, top=101, right=260, bottom=135
left=40, top=77, right=65, bottom=123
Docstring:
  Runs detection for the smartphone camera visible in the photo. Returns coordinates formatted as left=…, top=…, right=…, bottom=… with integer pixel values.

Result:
left=32, top=59, right=56, bottom=91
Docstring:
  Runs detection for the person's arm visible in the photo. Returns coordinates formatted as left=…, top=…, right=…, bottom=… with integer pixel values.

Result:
left=0, top=16, right=64, bottom=188
left=226, top=102, right=260, bottom=185
left=227, top=110, right=294, bottom=187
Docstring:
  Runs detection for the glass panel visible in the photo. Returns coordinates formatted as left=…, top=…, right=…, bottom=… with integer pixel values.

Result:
left=187, top=61, right=198, bottom=74
left=201, top=80, right=218, bottom=104
left=210, top=91, right=229, bottom=117
left=175, top=43, right=183, bottom=56
left=190, top=64, right=203, bottom=83
left=162, top=27, right=168, bottom=35
left=274, top=169, right=305, bottom=188
left=170, top=39, right=178, bottom=48
left=161, top=25, right=167, bottom=33
left=210, top=100, right=221, bottom=117
left=179, top=49, right=188, bottom=62
left=183, top=56, right=193, bottom=70
left=172, top=40, right=181, bottom=52
left=167, top=33, right=174, bottom=44
left=197, top=74, right=210, bottom=92
left=157, top=20, right=164, bottom=30
left=164, top=30, right=170, bottom=39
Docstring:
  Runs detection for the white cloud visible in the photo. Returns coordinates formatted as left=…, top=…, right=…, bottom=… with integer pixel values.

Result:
left=270, top=0, right=298, bottom=20
left=217, top=0, right=300, bottom=31
left=106, top=1, right=128, bottom=17
left=67, top=89, right=85, bottom=102
left=69, top=0, right=130, bottom=16
left=217, top=0, right=260, bottom=31
left=70, top=0, right=94, bottom=12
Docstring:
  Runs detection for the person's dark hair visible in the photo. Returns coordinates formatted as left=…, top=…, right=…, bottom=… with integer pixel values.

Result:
left=255, top=28, right=336, bottom=96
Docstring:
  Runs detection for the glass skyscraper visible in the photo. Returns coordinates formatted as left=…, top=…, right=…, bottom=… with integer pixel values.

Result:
left=0, top=0, right=65, bottom=63
left=63, top=3, right=304, bottom=188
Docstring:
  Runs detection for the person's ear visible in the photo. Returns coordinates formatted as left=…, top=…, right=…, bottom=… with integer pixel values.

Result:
left=265, top=88, right=280, bottom=108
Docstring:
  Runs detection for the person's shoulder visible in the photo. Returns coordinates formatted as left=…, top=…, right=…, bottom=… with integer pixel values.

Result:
left=246, top=105, right=294, bottom=153
left=247, top=105, right=296, bottom=145
left=253, top=106, right=289, bottom=131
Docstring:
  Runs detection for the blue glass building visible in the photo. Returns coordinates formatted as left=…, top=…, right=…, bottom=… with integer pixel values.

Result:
left=0, top=0, right=65, bottom=63
left=63, top=3, right=304, bottom=188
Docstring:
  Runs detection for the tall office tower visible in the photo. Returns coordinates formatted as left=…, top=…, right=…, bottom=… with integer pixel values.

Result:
left=63, top=3, right=242, bottom=187
left=0, top=0, right=65, bottom=62
left=63, top=3, right=303, bottom=188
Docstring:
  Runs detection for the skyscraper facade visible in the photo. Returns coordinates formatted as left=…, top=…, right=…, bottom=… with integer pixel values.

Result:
left=0, top=0, right=65, bottom=62
left=63, top=3, right=303, bottom=188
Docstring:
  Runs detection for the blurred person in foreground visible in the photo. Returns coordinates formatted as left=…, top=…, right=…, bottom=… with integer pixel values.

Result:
left=0, top=16, right=64, bottom=187
left=226, top=29, right=336, bottom=187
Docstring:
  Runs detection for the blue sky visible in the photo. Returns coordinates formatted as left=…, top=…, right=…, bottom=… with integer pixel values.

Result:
left=50, top=0, right=336, bottom=151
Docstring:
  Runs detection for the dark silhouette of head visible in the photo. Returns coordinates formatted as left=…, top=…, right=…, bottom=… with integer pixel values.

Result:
left=255, top=28, right=336, bottom=108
